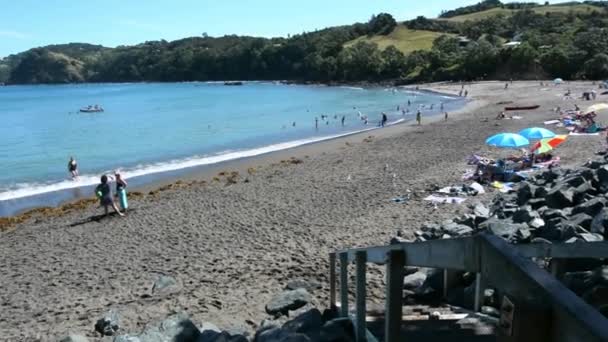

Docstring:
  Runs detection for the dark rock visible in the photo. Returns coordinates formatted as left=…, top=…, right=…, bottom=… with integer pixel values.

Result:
left=562, top=225, right=590, bottom=240
left=512, top=207, right=540, bottom=224
left=591, top=208, right=608, bottom=239
left=319, top=318, right=355, bottom=342
left=572, top=197, right=606, bottom=216
left=255, top=327, right=310, bottom=342
left=481, top=219, right=529, bottom=242
left=543, top=209, right=567, bottom=221
left=95, top=310, right=120, bottom=336
left=546, top=187, right=574, bottom=209
left=582, top=286, right=608, bottom=315
left=597, top=165, right=608, bottom=185
left=158, top=314, right=201, bottom=342
left=390, top=236, right=409, bottom=245
left=266, top=289, right=312, bottom=316
left=403, top=271, right=428, bottom=290
left=562, top=175, right=586, bottom=188
left=527, top=198, right=546, bottom=209
left=283, top=309, right=322, bottom=341
left=535, top=186, right=549, bottom=199
left=517, top=183, right=536, bottom=205
left=584, top=160, right=604, bottom=170
left=286, top=280, right=322, bottom=293
left=59, top=335, right=89, bottom=342
left=566, top=213, right=593, bottom=230
left=537, top=218, right=564, bottom=241
left=572, top=182, right=594, bottom=203
left=454, top=214, right=476, bottom=228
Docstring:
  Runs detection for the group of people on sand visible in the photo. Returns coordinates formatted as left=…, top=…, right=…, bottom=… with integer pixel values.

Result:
left=67, top=156, right=128, bottom=218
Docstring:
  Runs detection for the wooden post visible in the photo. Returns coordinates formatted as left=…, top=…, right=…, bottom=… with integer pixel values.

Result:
left=355, top=251, right=367, bottom=342
left=340, top=252, right=349, bottom=317
left=329, top=253, right=336, bottom=310
left=474, top=272, right=482, bottom=312
left=385, top=250, right=405, bottom=342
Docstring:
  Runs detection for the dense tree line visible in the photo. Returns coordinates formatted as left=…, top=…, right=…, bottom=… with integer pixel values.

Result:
left=2, top=1, right=608, bottom=85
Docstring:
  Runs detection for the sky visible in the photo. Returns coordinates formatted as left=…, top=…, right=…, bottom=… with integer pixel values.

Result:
left=0, top=0, right=575, bottom=58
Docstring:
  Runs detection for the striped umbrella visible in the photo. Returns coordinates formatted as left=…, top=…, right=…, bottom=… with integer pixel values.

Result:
left=531, top=135, right=568, bottom=154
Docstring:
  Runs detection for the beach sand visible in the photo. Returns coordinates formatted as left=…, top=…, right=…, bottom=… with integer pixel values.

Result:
left=0, top=81, right=606, bottom=341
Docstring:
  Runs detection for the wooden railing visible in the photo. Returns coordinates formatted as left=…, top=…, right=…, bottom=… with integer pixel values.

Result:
left=329, top=234, right=608, bottom=342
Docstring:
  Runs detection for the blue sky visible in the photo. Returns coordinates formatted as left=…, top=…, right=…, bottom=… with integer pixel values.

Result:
left=0, top=0, right=573, bottom=57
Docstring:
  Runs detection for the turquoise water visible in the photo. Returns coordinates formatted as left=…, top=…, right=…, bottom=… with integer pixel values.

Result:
left=0, top=82, right=463, bottom=216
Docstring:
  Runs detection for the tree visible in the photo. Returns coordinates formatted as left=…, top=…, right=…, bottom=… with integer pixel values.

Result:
left=508, top=43, right=538, bottom=73
left=584, top=53, right=608, bottom=79
left=381, top=46, right=406, bottom=78
left=337, top=42, right=383, bottom=81
left=368, top=13, right=397, bottom=36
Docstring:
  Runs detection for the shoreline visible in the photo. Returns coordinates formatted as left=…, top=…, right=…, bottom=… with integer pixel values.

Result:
left=0, top=88, right=468, bottom=220
left=2, top=81, right=606, bottom=340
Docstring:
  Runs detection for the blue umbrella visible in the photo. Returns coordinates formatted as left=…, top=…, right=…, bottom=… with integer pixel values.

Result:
left=486, top=133, right=530, bottom=148
left=518, top=127, right=556, bottom=140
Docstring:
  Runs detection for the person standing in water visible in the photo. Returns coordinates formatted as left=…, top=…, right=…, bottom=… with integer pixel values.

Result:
left=315, top=117, right=319, bottom=129
left=115, top=172, right=128, bottom=212
left=381, top=112, right=388, bottom=127
left=95, top=175, right=124, bottom=217
left=68, top=156, right=79, bottom=179
left=416, top=110, right=422, bottom=125
left=341, top=115, right=345, bottom=126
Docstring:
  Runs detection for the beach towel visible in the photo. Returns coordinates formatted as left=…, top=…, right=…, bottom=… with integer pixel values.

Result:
left=424, top=195, right=466, bottom=204
left=491, top=181, right=515, bottom=193
left=569, top=132, right=600, bottom=136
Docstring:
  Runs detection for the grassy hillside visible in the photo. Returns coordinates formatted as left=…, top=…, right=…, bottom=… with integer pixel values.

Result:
left=443, top=4, right=600, bottom=22
left=344, top=26, right=448, bottom=54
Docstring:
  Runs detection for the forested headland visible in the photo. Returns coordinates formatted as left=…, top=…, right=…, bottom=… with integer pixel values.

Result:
left=1, top=0, right=608, bottom=85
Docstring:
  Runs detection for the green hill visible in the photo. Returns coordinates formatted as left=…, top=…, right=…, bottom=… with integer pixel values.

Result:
left=344, top=26, right=448, bottom=55
left=443, top=4, right=601, bottom=22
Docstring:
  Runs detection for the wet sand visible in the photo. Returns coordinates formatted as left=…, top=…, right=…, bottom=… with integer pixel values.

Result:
left=0, top=81, right=606, bottom=341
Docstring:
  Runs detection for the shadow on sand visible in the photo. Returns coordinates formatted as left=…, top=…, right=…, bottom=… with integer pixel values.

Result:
left=69, top=209, right=135, bottom=227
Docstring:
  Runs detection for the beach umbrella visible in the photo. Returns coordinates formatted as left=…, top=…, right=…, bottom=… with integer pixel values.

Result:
left=485, top=133, right=530, bottom=148
left=518, top=127, right=556, bottom=140
left=585, top=103, right=608, bottom=114
left=531, top=135, right=568, bottom=154
left=554, top=78, right=563, bottom=84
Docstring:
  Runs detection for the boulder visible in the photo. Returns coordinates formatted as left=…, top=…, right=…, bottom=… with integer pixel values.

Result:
left=545, top=187, right=574, bottom=209
left=542, top=209, right=567, bottom=221
left=572, top=182, right=594, bottom=203
left=481, top=219, right=529, bottom=243
left=95, top=310, right=120, bottom=336
left=403, top=271, right=428, bottom=290
left=529, top=218, right=546, bottom=229
left=579, top=233, right=604, bottom=242
left=597, top=165, right=608, bottom=185
left=286, top=280, right=322, bottom=293
left=59, top=335, right=89, bottom=342
left=454, top=214, right=476, bottom=228
left=254, top=326, right=309, bottom=342
left=517, top=183, right=536, bottom=205
left=152, top=274, right=180, bottom=295
left=266, top=289, right=312, bottom=316
left=481, top=306, right=500, bottom=318
left=158, top=313, right=201, bottom=342
left=566, top=213, right=593, bottom=230
left=572, top=197, right=606, bottom=217
left=535, top=186, right=549, bottom=199
left=582, top=286, right=608, bottom=315
left=562, top=225, right=590, bottom=240
left=283, top=309, right=322, bottom=341
left=319, top=317, right=378, bottom=342
left=562, top=175, right=587, bottom=188
left=591, top=208, right=608, bottom=239
left=584, top=160, right=604, bottom=170
left=442, top=224, right=474, bottom=236
left=472, top=203, right=490, bottom=219
left=527, top=198, right=546, bottom=210
left=512, top=207, right=540, bottom=224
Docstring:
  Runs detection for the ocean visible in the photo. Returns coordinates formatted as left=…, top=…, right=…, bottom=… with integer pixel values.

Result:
left=0, top=82, right=464, bottom=216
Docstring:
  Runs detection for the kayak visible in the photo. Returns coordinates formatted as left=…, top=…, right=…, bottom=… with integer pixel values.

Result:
left=504, top=105, right=540, bottom=111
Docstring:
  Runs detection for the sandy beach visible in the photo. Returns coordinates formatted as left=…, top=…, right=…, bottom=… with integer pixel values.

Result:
left=1, top=81, right=606, bottom=341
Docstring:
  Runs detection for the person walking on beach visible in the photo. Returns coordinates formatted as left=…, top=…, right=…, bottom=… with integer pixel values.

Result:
left=95, top=175, right=124, bottom=217
left=416, top=110, right=422, bottom=125
left=115, top=172, right=128, bottom=212
left=464, top=90, right=468, bottom=97
left=68, top=156, right=79, bottom=180
left=381, top=112, right=388, bottom=127
left=444, top=112, right=448, bottom=121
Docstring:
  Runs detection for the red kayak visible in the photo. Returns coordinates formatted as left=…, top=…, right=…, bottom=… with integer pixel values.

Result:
left=504, top=105, right=540, bottom=111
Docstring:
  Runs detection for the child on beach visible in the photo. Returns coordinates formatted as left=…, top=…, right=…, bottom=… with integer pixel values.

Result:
left=95, top=175, right=124, bottom=217
left=115, top=172, right=128, bottom=211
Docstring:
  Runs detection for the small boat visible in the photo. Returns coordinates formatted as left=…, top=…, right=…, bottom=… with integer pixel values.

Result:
left=504, top=105, right=540, bottom=111
left=224, top=81, right=243, bottom=86
left=80, top=106, right=104, bottom=113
